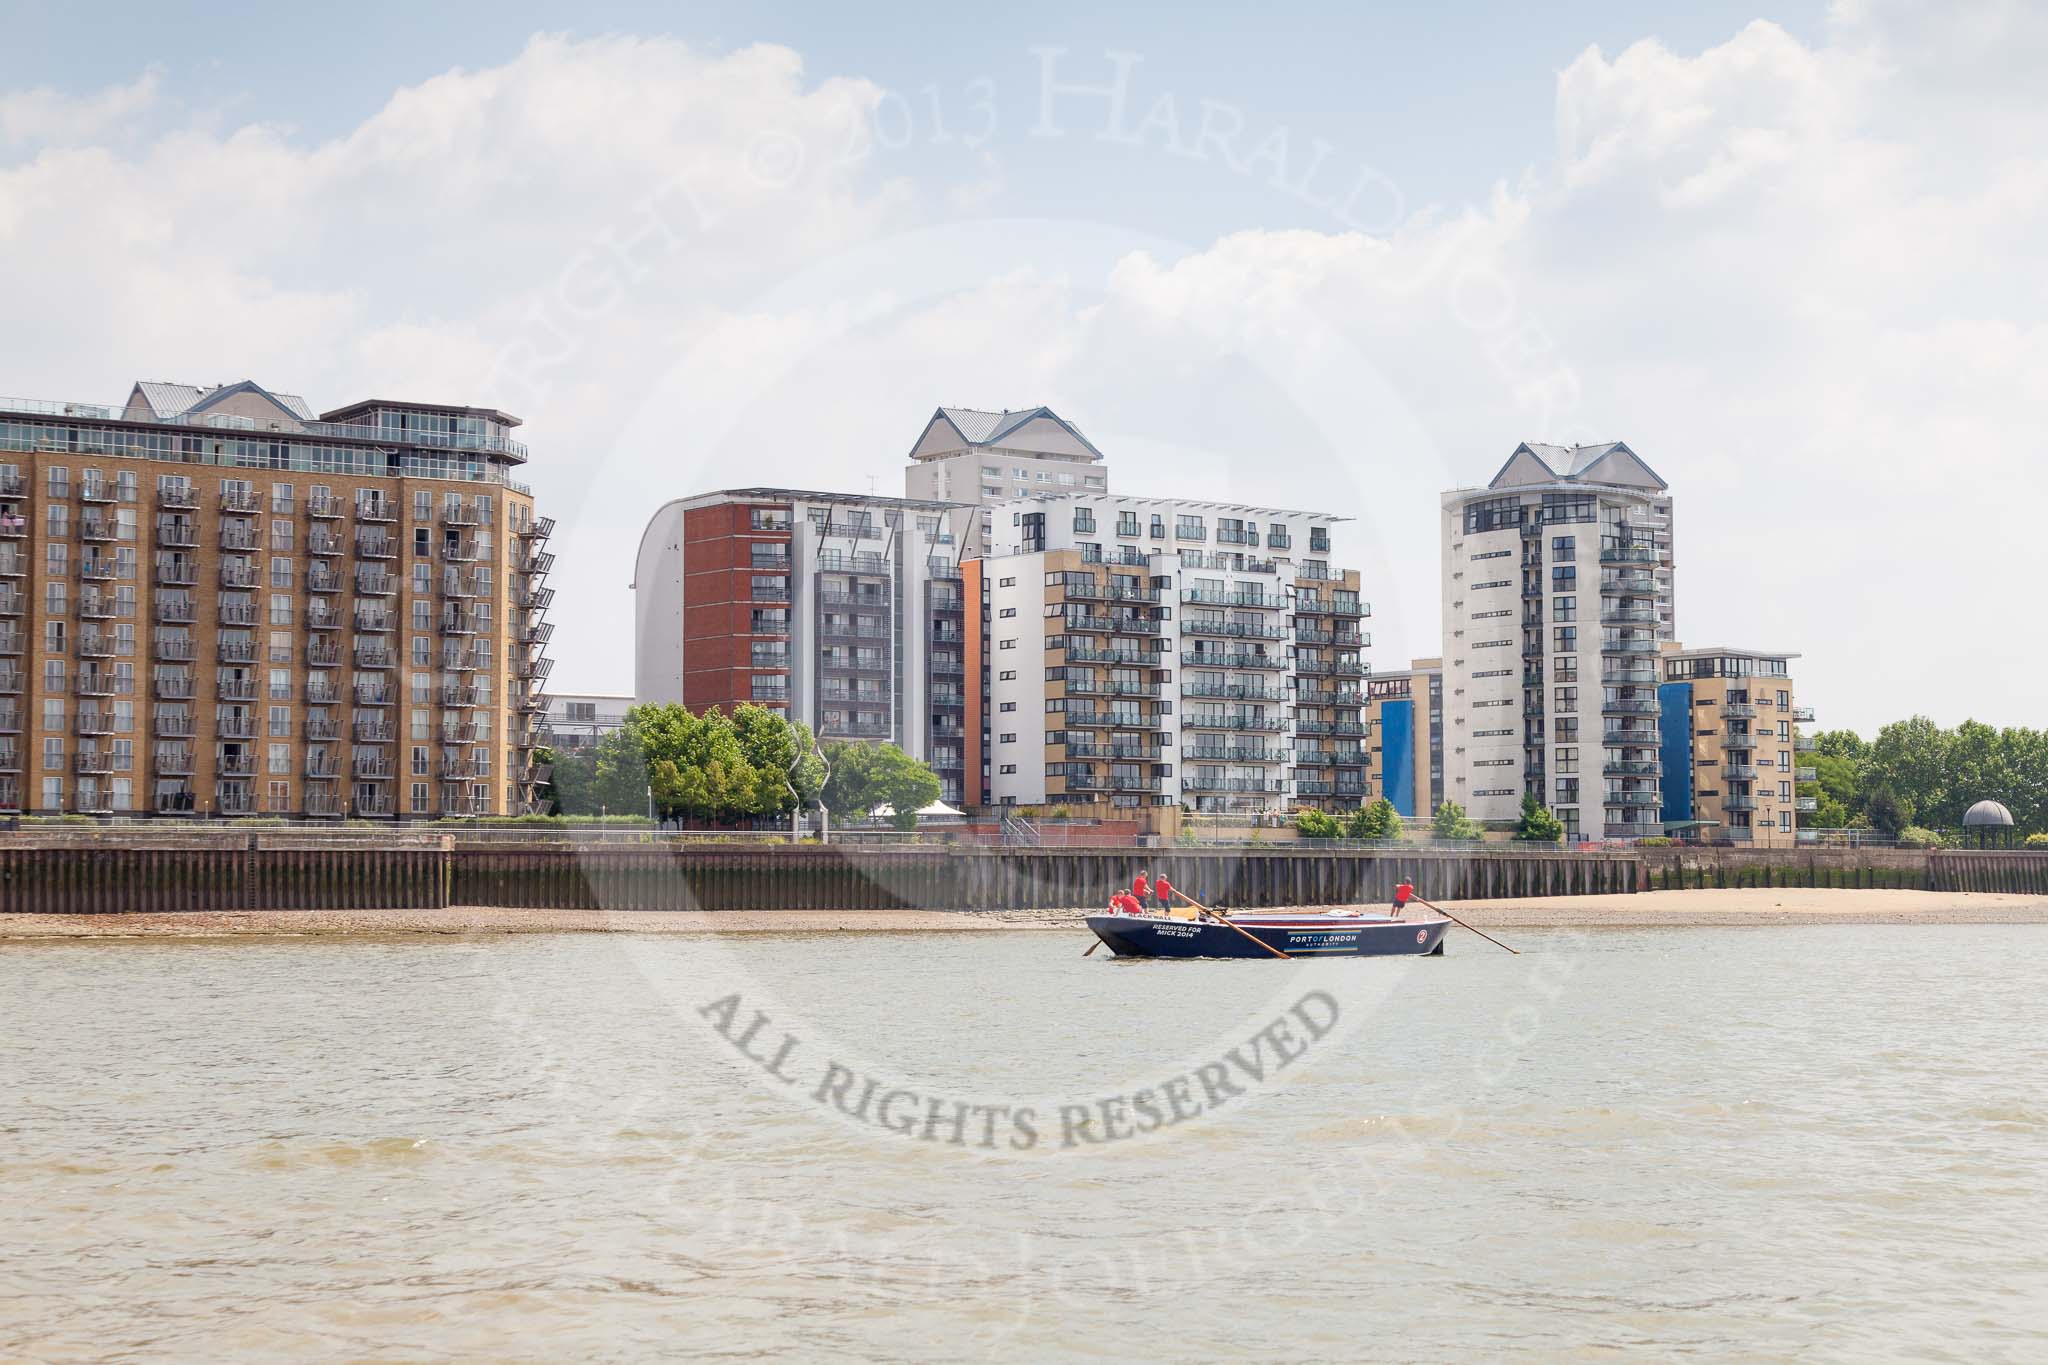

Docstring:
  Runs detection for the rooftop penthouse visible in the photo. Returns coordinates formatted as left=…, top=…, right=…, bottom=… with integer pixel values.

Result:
left=0, top=380, right=532, bottom=491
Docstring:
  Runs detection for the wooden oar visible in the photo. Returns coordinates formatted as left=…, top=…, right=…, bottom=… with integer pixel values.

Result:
left=1174, top=890, right=1292, bottom=960
left=1409, top=895, right=1519, bottom=955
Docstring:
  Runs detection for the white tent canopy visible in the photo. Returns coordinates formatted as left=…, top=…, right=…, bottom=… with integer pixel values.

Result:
left=870, top=799, right=965, bottom=818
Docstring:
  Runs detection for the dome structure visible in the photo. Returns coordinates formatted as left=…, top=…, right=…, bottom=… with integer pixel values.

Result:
left=1962, top=799, right=2016, bottom=848
left=1963, top=800, right=2014, bottom=827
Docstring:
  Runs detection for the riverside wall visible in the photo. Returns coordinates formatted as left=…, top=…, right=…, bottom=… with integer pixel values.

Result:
left=3, top=835, right=2044, bottom=914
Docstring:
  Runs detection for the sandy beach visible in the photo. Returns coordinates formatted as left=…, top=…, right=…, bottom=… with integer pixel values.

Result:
left=3, top=888, right=2045, bottom=938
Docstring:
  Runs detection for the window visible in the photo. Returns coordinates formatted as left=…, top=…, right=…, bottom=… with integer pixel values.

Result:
left=999, top=764, right=1016, bottom=774
left=1175, top=516, right=1206, bottom=541
left=999, top=607, right=1016, bottom=618
left=999, top=701, right=1016, bottom=712
left=1073, top=509, right=1096, bottom=534
left=1553, top=627, right=1577, bottom=653
left=998, top=670, right=1016, bottom=681
left=1552, top=596, right=1576, bottom=622
left=999, top=733, right=1016, bottom=744
left=1309, top=526, right=1330, bottom=553
left=1551, top=565, right=1577, bottom=590
left=1116, top=512, right=1140, bottom=536
left=1551, top=536, right=1575, bottom=560
left=999, top=639, right=1015, bottom=650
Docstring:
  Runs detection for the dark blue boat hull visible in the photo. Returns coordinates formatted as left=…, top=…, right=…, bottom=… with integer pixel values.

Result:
left=1086, top=914, right=1451, bottom=960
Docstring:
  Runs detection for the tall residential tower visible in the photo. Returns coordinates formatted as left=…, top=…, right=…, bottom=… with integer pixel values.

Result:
left=1439, top=442, right=1674, bottom=838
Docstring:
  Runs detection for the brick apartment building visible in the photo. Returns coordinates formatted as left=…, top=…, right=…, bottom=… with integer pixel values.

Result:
left=0, top=379, right=553, bottom=818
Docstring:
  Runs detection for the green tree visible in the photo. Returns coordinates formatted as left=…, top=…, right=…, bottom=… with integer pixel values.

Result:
left=1866, top=717, right=1951, bottom=829
left=729, top=703, right=825, bottom=818
left=872, top=745, right=943, bottom=831
left=1513, top=793, right=1565, bottom=843
left=1347, top=798, right=1402, bottom=841
left=1431, top=800, right=1481, bottom=840
left=1864, top=785, right=1911, bottom=840
left=542, top=746, right=596, bottom=816
left=822, top=740, right=887, bottom=821
left=590, top=723, right=653, bottom=816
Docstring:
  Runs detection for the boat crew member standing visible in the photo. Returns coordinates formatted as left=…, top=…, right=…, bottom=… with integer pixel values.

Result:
left=1131, top=871, right=1152, bottom=910
left=1152, top=872, right=1176, bottom=910
left=1391, top=879, right=1416, bottom=918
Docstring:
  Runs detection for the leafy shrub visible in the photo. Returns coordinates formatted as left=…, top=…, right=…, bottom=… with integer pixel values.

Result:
left=1296, top=809, right=1342, bottom=840
left=1637, top=836, right=1673, bottom=847
left=1898, top=825, right=1947, bottom=848
left=2026, top=832, right=2048, bottom=848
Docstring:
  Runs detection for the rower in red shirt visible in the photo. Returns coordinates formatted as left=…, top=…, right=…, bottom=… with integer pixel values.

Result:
left=1152, top=872, right=1177, bottom=911
left=1131, top=871, right=1152, bottom=909
left=1391, top=879, right=1416, bottom=918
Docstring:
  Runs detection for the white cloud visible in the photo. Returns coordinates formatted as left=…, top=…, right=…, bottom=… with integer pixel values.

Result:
left=0, top=9, right=2041, bottom=732
left=0, top=67, right=161, bottom=148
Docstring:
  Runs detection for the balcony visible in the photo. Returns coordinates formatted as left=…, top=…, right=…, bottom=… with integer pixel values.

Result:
left=1797, top=796, right=1818, bottom=813
left=446, top=538, right=483, bottom=564
left=153, top=713, right=194, bottom=738
left=1181, top=651, right=1285, bottom=671
left=0, top=705, right=18, bottom=733
left=355, top=498, right=397, bottom=523
left=1181, top=714, right=1288, bottom=732
left=353, top=795, right=395, bottom=817
left=1604, top=822, right=1660, bottom=839
left=353, top=721, right=394, bottom=742
left=510, top=546, right=549, bottom=575
left=75, top=707, right=115, bottom=734
left=305, top=610, right=342, bottom=632
left=1722, top=763, right=1758, bottom=781
left=443, top=650, right=483, bottom=673
left=439, top=685, right=481, bottom=708
left=1601, top=665, right=1658, bottom=686
left=80, top=514, right=118, bottom=542
left=304, top=716, right=341, bottom=741
left=217, top=677, right=257, bottom=702
left=1795, top=766, right=1817, bottom=783
left=1599, top=541, right=1660, bottom=566
left=156, top=483, right=197, bottom=509
left=441, top=572, right=480, bottom=599
left=1295, top=719, right=1366, bottom=737
left=78, top=559, right=118, bottom=582
left=1602, top=637, right=1659, bottom=656
left=216, top=786, right=257, bottom=816
left=304, top=567, right=345, bottom=594
left=1605, top=790, right=1662, bottom=808
left=1721, top=795, right=1758, bottom=812
left=1181, top=777, right=1289, bottom=795
left=355, top=533, right=397, bottom=559
left=1721, top=701, right=1758, bottom=718
left=153, top=636, right=194, bottom=661
left=305, top=792, right=343, bottom=817
left=219, top=489, right=262, bottom=514
left=153, top=747, right=195, bottom=775
left=1295, top=688, right=1361, bottom=708
left=1603, top=760, right=1661, bottom=777
left=1065, top=615, right=1161, bottom=636
left=154, top=560, right=199, bottom=587
left=354, top=647, right=396, bottom=669
left=356, top=572, right=397, bottom=597
left=220, top=525, right=260, bottom=551
left=354, top=686, right=395, bottom=707
left=306, top=642, right=341, bottom=668
left=216, top=717, right=258, bottom=740
left=218, top=640, right=257, bottom=664
left=1600, top=606, right=1658, bottom=626
left=1722, top=732, right=1758, bottom=750
left=1603, top=728, right=1660, bottom=747
left=73, top=673, right=116, bottom=697
left=0, top=669, right=21, bottom=695
left=80, top=478, right=117, bottom=503
left=0, top=742, right=15, bottom=771
left=1795, top=736, right=1818, bottom=753
left=1183, top=682, right=1287, bottom=702
left=1792, top=706, right=1815, bottom=724
left=1602, top=697, right=1660, bottom=716
left=515, top=515, right=555, bottom=542
left=305, top=530, right=344, bottom=558
left=215, top=754, right=258, bottom=778
left=0, top=553, right=27, bottom=580
left=304, top=684, right=341, bottom=706
left=1181, top=588, right=1279, bottom=610
left=438, top=759, right=485, bottom=781
left=72, top=750, right=112, bottom=774
left=440, top=501, right=481, bottom=527
left=0, top=590, right=20, bottom=616
left=307, top=493, right=342, bottom=519
left=0, top=629, right=18, bottom=656
left=219, top=564, right=257, bottom=589
left=353, top=757, right=396, bottom=780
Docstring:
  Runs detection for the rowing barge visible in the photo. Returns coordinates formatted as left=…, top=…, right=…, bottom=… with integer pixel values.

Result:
left=1086, top=910, right=1451, bottom=960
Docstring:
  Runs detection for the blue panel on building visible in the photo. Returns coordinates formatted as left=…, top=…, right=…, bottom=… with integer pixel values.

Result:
left=1658, top=682, right=1693, bottom=827
left=1381, top=699, right=1416, bottom=817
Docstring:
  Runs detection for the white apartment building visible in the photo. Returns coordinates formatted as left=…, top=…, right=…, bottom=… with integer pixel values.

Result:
left=542, top=692, right=633, bottom=753
left=1439, top=442, right=1674, bottom=837
left=978, top=492, right=1369, bottom=814
left=903, top=407, right=1107, bottom=554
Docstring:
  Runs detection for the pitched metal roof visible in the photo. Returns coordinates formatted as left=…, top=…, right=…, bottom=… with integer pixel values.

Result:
left=133, top=380, right=315, bottom=422
left=926, top=405, right=1104, bottom=459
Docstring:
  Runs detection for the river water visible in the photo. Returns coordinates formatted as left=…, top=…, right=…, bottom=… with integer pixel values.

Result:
left=3, top=925, right=2045, bottom=1361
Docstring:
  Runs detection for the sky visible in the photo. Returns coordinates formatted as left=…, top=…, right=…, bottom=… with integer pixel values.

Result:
left=2, top=0, right=2042, bottom=736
